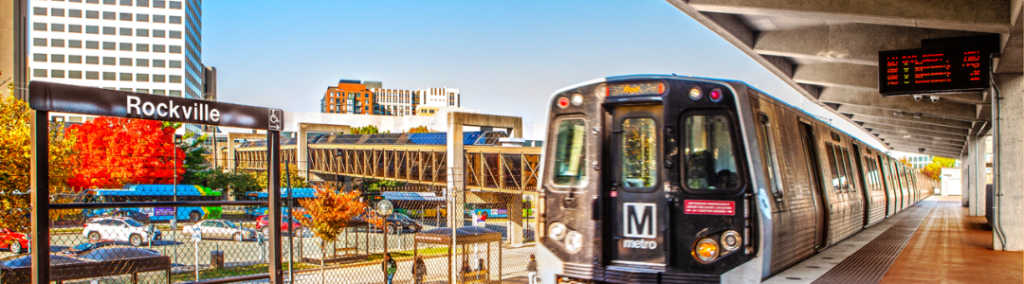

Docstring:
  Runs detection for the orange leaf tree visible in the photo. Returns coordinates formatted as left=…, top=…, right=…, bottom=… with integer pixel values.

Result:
left=294, top=186, right=367, bottom=282
left=66, top=117, right=184, bottom=189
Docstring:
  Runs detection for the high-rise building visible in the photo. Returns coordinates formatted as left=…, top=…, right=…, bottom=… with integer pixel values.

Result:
left=27, top=0, right=204, bottom=132
left=320, top=79, right=462, bottom=117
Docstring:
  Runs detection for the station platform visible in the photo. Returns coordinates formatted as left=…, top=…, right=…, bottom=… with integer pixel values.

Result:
left=766, top=196, right=1022, bottom=284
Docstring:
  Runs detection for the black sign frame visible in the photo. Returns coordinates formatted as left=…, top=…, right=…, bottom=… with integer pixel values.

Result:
left=878, top=46, right=990, bottom=96
left=27, top=81, right=285, bottom=284
left=29, top=81, right=283, bottom=130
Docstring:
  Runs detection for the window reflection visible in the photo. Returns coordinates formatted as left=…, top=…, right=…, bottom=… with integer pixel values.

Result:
left=622, top=118, right=657, bottom=188
left=683, top=115, right=739, bottom=190
left=551, top=119, right=587, bottom=186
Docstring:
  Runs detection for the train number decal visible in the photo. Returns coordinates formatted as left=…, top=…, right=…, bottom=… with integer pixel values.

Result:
left=623, top=203, right=657, bottom=238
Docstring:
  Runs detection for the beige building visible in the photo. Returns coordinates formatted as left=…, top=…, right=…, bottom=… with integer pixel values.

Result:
left=2, top=0, right=15, bottom=98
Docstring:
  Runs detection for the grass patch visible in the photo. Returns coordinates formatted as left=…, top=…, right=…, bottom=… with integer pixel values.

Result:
left=170, top=262, right=315, bottom=282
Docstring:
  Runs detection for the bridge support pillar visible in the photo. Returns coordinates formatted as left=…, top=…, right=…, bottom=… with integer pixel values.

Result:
left=992, top=74, right=1024, bottom=251
left=506, top=194, right=524, bottom=246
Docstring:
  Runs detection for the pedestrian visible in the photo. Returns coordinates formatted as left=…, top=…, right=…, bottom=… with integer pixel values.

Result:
left=412, top=255, right=427, bottom=284
left=382, top=253, right=397, bottom=284
left=527, top=254, right=538, bottom=284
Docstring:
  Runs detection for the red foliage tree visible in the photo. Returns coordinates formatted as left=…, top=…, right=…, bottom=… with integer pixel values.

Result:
left=66, top=117, right=184, bottom=188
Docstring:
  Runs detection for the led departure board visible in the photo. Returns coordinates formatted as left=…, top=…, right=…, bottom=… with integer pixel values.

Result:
left=878, top=46, right=989, bottom=96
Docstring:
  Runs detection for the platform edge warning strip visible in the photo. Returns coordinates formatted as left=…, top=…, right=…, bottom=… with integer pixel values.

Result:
left=810, top=200, right=937, bottom=284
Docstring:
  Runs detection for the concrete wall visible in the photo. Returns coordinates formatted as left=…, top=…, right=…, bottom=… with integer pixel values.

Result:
left=993, top=74, right=1024, bottom=251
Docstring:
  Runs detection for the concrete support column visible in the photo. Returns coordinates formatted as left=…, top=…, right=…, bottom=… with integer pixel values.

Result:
left=961, top=152, right=970, bottom=206
left=968, top=135, right=987, bottom=216
left=507, top=194, right=524, bottom=246
left=445, top=118, right=465, bottom=283
left=298, top=126, right=308, bottom=178
left=993, top=74, right=1023, bottom=251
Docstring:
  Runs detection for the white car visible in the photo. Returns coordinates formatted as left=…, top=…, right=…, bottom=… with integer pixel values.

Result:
left=182, top=219, right=256, bottom=242
left=82, top=217, right=162, bottom=246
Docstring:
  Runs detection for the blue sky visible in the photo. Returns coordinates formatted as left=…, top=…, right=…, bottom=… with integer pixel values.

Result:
left=202, top=0, right=889, bottom=151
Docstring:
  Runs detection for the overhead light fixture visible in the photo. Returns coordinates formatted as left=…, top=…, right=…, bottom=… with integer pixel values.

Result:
left=913, top=113, right=922, bottom=119
left=894, top=111, right=905, bottom=117
left=903, top=134, right=912, bottom=138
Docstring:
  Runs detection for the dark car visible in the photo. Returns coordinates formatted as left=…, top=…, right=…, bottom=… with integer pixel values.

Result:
left=0, top=247, right=169, bottom=284
left=101, top=210, right=150, bottom=225
left=58, top=240, right=117, bottom=256
left=355, top=213, right=423, bottom=234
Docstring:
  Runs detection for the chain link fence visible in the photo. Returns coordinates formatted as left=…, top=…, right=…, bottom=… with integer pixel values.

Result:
left=4, top=165, right=538, bottom=283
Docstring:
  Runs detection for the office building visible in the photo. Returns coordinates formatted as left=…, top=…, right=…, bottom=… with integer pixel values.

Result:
left=28, top=0, right=205, bottom=133
left=322, top=79, right=375, bottom=115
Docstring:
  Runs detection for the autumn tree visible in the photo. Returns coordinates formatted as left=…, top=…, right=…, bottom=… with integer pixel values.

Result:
left=407, top=126, right=435, bottom=133
left=294, top=186, right=366, bottom=283
left=0, top=96, right=79, bottom=232
left=920, top=163, right=942, bottom=181
left=253, top=164, right=309, bottom=190
left=67, top=117, right=184, bottom=189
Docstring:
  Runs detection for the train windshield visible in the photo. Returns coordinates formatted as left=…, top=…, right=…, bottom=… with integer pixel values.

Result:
left=551, top=118, right=588, bottom=186
left=682, top=114, right=740, bottom=191
left=621, top=117, right=658, bottom=188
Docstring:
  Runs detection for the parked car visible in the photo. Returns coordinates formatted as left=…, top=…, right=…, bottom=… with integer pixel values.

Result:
left=100, top=210, right=150, bottom=225
left=256, top=215, right=303, bottom=237
left=0, top=229, right=29, bottom=254
left=354, top=213, right=423, bottom=234
left=58, top=240, right=117, bottom=256
left=182, top=219, right=256, bottom=242
left=82, top=218, right=161, bottom=246
left=0, top=247, right=169, bottom=284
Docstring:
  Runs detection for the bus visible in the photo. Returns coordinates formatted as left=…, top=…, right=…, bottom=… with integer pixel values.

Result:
left=243, top=188, right=316, bottom=217
left=85, top=184, right=223, bottom=222
left=464, top=199, right=534, bottom=219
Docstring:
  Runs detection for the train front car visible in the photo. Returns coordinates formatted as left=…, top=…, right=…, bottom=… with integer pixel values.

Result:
left=539, top=75, right=769, bottom=284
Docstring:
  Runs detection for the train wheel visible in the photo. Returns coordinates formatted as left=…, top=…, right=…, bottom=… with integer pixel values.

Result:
left=8, top=242, right=22, bottom=254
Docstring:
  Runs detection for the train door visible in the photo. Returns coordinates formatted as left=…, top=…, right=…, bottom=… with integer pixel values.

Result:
left=605, top=104, right=665, bottom=266
left=877, top=155, right=893, bottom=217
left=798, top=121, right=827, bottom=249
left=852, top=143, right=870, bottom=227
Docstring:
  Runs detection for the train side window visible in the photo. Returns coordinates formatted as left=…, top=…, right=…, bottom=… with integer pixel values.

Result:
left=621, top=117, right=657, bottom=188
left=833, top=146, right=849, bottom=191
left=841, top=148, right=856, bottom=192
left=825, top=143, right=841, bottom=191
left=758, top=114, right=784, bottom=201
left=550, top=118, right=588, bottom=187
left=682, top=114, right=740, bottom=192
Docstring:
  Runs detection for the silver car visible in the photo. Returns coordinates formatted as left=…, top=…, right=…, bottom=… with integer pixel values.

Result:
left=182, top=219, right=255, bottom=242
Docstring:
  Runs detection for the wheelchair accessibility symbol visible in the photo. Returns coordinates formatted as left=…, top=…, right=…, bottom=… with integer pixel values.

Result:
left=268, top=109, right=283, bottom=131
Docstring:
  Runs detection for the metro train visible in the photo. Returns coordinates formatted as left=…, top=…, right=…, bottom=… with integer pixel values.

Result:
left=537, top=75, right=938, bottom=283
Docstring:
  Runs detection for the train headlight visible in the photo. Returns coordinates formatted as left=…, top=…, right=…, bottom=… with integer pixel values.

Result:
left=571, top=93, right=584, bottom=106
left=564, top=231, right=584, bottom=252
left=548, top=222, right=567, bottom=241
left=694, top=237, right=719, bottom=263
left=721, top=230, right=741, bottom=251
left=688, top=86, right=702, bottom=100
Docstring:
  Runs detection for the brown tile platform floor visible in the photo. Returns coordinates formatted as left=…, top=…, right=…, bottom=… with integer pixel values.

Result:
left=880, top=196, right=1023, bottom=284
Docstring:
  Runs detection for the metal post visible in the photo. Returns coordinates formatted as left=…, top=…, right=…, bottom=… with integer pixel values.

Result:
left=267, top=132, right=284, bottom=284
left=30, top=110, right=50, bottom=284
left=285, top=161, right=294, bottom=282
left=173, top=133, right=179, bottom=265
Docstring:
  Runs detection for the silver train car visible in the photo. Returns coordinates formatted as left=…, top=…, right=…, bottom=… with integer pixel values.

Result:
left=537, top=75, right=937, bottom=283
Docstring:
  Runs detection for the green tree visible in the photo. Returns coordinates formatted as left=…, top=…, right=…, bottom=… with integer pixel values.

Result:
left=350, top=125, right=379, bottom=135
left=177, top=131, right=212, bottom=185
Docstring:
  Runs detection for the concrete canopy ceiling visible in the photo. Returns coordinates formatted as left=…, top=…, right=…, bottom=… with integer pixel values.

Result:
left=666, top=0, right=1024, bottom=159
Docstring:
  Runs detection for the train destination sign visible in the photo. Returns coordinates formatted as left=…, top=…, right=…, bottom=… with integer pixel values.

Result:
left=29, top=81, right=283, bottom=130
left=878, top=46, right=989, bottom=96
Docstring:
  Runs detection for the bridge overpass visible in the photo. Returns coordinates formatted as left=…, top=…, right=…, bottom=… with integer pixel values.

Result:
left=666, top=0, right=1024, bottom=252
